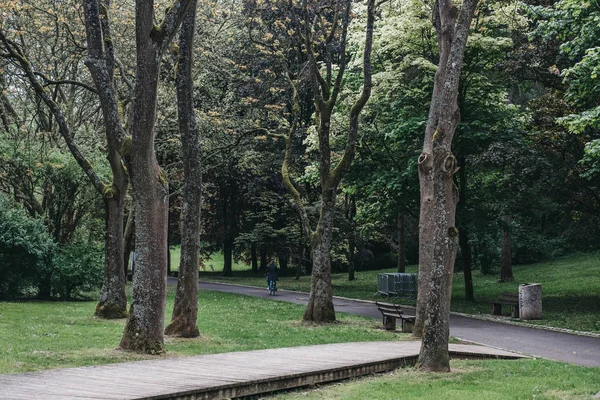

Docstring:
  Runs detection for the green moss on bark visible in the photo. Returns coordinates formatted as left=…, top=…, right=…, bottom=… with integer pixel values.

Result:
left=120, top=135, right=132, bottom=157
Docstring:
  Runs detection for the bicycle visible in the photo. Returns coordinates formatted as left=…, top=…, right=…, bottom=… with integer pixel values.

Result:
left=268, top=279, right=277, bottom=296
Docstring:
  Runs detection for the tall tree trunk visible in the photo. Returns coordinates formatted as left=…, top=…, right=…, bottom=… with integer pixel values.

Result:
left=251, top=243, right=258, bottom=273
left=415, top=0, right=479, bottom=372
left=348, top=237, right=356, bottom=281
left=278, top=247, right=289, bottom=274
left=500, top=214, right=514, bottom=282
left=123, top=206, right=135, bottom=279
left=459, top=227, right=474, bottom=301
left=281, top=0, right=374, bottom=323
left=397, top=214, right=406, bottom=273
left=296, top=241, right=304, bottom=280
left=346, top=194, right=357, bottom=281
left=119, top=0, right=193, bottom=354
left=37, top=274, right=52, bottom=300
left=457, top=156, right=474, bottom=301
left=260, top=244, right=267, bottom=271
left=165, top=0, right=201, bottom=338
left=3, top=2, right=129, bottom=317
left=413, top=167, right=434, bottom=338
left=222, top=185, right=234, bottom=277
left=223, top=235, right=234, bottom=277
left=82, top=0, right=129, bottom=319
left=303, top=196, right=336, bottom=322
left=95, top=195, right=128, bottom=318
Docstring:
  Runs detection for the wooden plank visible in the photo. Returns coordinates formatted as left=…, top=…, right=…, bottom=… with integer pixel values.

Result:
left=0, top=342, right=525, bottom=400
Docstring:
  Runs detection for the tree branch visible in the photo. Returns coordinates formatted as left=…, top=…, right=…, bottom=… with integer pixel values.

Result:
left=329, top=0, right=352, bottom=107
left=331, top=0, right=375, bottom=185
left=281, top=73, right=313, bottom=242
left=0, top=29, right=105, bottom=195
left=33, top=72, right=97, bottom=94
left=156, top=0, right=195, bottom=55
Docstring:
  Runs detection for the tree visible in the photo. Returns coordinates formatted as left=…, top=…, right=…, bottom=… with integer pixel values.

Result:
left=0, top=1, right=128, bottom=316
left=165, top=0, right=201, bottom=338
left=280, top=0, right=375, bottom=322
left=414, top=0, right=479, bottom=372
left=82, top=0, right=130, bottom=319
left=119, top=0, right=194, bottom=354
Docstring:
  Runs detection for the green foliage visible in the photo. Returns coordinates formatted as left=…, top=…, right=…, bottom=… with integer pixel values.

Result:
left=580, top=139, right=600, bottom=179
left=51, top=242, right=103, bottom=300
left=0, top=194, right=56, bottom=299
left=529, top=0, right=600, bottom=151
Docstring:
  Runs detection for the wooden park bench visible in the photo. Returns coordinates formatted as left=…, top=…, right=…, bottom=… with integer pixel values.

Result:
left=375, top=301, right=415, bottom=333
left=490, top=292, right=519, bottom=318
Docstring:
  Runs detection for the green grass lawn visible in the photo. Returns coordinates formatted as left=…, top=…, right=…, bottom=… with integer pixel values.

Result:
left=199, top=251, right=600, bottom=332
left=270, top=358, right=600, bottom=400
left=1, top=283, right=599, bottom=399
left=169, top=247, right=248, bottom=272
left=0, top=287, right=403, bottom=374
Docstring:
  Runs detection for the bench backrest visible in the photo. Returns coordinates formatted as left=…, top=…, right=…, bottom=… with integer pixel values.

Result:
left=497, top=292, right=518, bottom=303
left=375, top=301, right=403, bottom=316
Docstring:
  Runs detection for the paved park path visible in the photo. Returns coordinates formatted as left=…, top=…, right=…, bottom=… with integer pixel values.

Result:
left=0, top=342, right=523, bottom=400
left=193, top=280, right=600, bottom=367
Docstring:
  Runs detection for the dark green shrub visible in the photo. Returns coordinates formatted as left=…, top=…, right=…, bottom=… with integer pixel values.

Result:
left=52, top=242, right=103, bottom=300
left=366, top=252, right=396, bottom=271
left=0, top=194, right=56, bottom=299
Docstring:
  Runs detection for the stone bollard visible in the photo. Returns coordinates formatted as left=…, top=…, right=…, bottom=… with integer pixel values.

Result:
left=519, top=283, right=542, bottom=320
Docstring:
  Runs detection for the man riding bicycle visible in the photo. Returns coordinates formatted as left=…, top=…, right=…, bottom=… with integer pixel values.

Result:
left=266, top=259, right=279, bottom=294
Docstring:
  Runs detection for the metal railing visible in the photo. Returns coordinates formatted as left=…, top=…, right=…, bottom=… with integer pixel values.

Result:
left=377, top=273, right=418, bottom=297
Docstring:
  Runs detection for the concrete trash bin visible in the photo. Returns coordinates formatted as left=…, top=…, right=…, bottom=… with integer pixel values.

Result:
left=519, top=283, right=542, bottom=320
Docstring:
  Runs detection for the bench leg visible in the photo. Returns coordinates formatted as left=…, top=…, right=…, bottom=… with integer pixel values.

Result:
left=401, top=319, right=414, bottom=333
left=491, top=303, right=502, bottom=315
left=383, top=316, right=396, bottom=331
left=511, top=306, right=519, bottom=318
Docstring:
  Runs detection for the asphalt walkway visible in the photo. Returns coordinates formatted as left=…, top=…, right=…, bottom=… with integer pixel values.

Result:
left=191, top=280, right=600, bottom=367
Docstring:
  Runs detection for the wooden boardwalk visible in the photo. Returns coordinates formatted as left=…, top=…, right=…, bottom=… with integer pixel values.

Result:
left=0, top=341, right=524, bottom=400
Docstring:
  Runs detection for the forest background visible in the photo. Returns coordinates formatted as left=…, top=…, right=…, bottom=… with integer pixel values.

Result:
left=0, top=0, right=598, bottom=319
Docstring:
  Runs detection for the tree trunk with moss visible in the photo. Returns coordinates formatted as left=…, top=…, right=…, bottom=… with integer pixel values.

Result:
left=1, top=8, right=127, bottom=314
left=415, top=0, right=479, bottom=372
left=123, top=206, right=135, bottom=278
left=82, top=0, right=129, bottom=319
left=95, top=193, right=128, bottom=318
left=165, top=0, right=200, bottom=338
left=119, top=0, right=193, bottom=354
left=304, top=195, right=336, bottom=321
left=281, top=0, right=374, bottom=323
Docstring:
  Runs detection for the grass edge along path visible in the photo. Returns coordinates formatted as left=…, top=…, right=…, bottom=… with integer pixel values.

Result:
left=1, top=286, right=599, bottom=399
left=269, top=358, right=600, bottom=400
left=199, top=251, right=600, bottom=333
